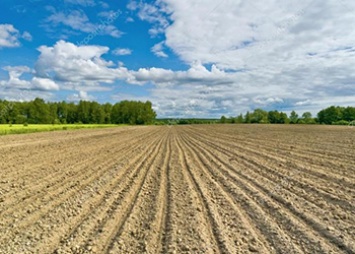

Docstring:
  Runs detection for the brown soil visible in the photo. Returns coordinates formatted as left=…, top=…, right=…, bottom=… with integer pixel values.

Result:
left=0, top=125, right=354, bottom=254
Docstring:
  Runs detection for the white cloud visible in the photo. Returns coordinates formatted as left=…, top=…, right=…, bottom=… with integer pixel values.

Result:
left=98, top=11, right=117, bottom=18
left=119, top=0, right=355, bottom=117
left=22, top=31, right=32, bottom=41
left=46, top=10, right=121, bottom=38
left=0, top=24, right=22, bottom=48
left=0, top=66, right=31, bottom=89
left=0, top=66, right=59, bottom=91
left=63, top=0, right=96, bottom=6
left=100, top=1, right=110, bottom=9
left=67, top=90, right=94, bottom=101
left=126, top=17, right=134, bottom=23
left=31, top=77, right=59, bottom=90
left=33, top=40, right=139, bottom=90
left=129, top=1, right=171, bottom=37
left=112, top=48, right=132, bottom=56
left=151, top=41, right=168, bottom=58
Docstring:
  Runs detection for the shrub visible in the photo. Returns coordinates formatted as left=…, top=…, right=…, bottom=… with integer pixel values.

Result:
left=332, top=120, right=349, bottom=125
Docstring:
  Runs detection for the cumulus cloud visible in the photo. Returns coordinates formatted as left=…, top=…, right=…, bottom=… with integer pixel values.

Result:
left=0, top=66, right=31, bottom=88
left=0, top=24, right=31, bottom=48
left=0, top=66, right=59, bottom=92
left=121, top=0, right=355, bottom=117
left=34, top=40, right=126, bottom=85
left=31, top=77, right=59, bottom=90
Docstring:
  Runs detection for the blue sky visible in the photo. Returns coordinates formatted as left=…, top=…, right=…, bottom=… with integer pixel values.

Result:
left=1, top=0, right=355, bottom=118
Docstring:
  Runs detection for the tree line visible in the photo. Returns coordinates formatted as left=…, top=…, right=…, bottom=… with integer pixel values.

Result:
left=0, top=98, right=156, bottom=125
left=220, top=106, right=355, bottom=125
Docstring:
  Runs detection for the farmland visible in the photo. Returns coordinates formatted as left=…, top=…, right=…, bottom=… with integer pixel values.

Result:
left=0, top=124, right=121, bottom=136
left=0, top=125, right=354, bottom=253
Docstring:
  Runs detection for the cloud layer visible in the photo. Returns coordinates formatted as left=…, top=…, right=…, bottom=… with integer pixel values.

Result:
left=1, top=0, right=355, bottom=117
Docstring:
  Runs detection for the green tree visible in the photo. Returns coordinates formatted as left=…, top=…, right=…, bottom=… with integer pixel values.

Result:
left=268, top=110, right=281, bottom=124
left=244, top=111, right=251, bottom=123
left=343, top=106, right=355, bottom=122
left=77, top=101, right=91, bottom=123
left=220, top=115, right=227, bottom=124
left=279, top=112, right=289, bottom=124
left=102, top=103, right=112, bottom=124
left=317, top=106, right=343, bottom=124
left=236, top=113, right=244, bottom=123
left=28, top=98, right=51, bottom=124
left=301, top=112, right=316, bottom=124
left=111, top=100, right=156, bottom=125
left=289, top=110, right=299, bottom=124
left=57, top=101, right=68, bottom=123
left=250, top=109, right=268, bottom=123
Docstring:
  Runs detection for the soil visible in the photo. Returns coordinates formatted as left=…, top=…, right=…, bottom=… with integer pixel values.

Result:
left=0, top=125, right=354, bottom=254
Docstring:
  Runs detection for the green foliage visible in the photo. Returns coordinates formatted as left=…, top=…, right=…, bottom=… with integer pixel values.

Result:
left=0, top=98, right=156, bottom=125
left=301, top=112, right=316, bottom=124
left=0, top=124, right=119, bottom=135
left=316, top=105, right=355, bottom=124
left=111, top=100, right=156, bottom=125
left=289, top=110, right=299, bottom=124
left=250, top=109, right=269, bottom=123
left=220, top=115, right=227, bottom=124
left=236, top=114, right=244, bottom=123
left=332, top=120, right=349, bottom=125
left=220, top=106, right=355, bottom=125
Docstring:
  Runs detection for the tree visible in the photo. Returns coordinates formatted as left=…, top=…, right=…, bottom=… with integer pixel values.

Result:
left=111, top=100, right=156, bottom=125
left=317, top=106, right=343, bottom=124
left=77, top=101, right=90, bottom=124
left=343, top=106, right=355, bottom=122
left=57, top=101, right=68, bottom=123
left=279, top=112, right=289, bottom=124
left=236, top=114, right=244, bottom=123
left=268, top=110, right=281, bottom=124
left=301, top=112, right=316, bottom=124
left=244, top=111, right=251, bottom=123
left=250, top=109, right=268, bottom=123
left=289, top=110, right=299, bottom=124
left=102, top=103, right=112, bottom=124
left=220, top=115, right=227, bottom=124
left=49, top=103, right=58, bottom=124
left=28, top=98, right=51, bottom=124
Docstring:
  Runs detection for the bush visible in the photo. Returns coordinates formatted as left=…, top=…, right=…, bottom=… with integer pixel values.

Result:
left=23, top=122, right=28, bottom=127
left=332, top=120, right=349, bottom=125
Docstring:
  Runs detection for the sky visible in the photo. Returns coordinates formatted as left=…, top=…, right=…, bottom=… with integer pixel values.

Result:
left=0, top=0, right=355, bottom=118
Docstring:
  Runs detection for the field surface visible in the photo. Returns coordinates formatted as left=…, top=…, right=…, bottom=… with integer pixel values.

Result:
left=0, top=125, right=354, bottom=254
left=0, top=124, right=120, bottom=136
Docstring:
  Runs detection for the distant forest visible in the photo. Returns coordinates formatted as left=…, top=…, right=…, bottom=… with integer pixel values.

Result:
left=0, top=98, right=156, bottom=125
left=0, top=98, right=354, bottom=125
left=219, top=106, right=355, bottom=125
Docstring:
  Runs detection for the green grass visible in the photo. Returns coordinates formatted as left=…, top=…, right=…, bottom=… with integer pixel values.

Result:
left=0, top=124, right=124, bottom=136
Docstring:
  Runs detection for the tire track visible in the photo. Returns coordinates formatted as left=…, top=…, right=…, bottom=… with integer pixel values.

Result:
left=182, top=127, right=354, bottom=253
left=80, top=128, right=167, bottom=253
left=178, top=129, right=297, bottom=253
left=187, top=127, right=355, bottom=210
left=107, top=129, right=171, bottom=253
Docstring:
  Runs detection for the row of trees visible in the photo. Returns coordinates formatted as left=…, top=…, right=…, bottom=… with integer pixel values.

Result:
left=0, top=98, right=156, bottom=125
left=220, top=106, right=355, bottom=125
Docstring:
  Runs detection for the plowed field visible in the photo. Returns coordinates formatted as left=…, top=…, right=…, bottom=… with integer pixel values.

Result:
left=0, top=125, right=354, bottom=254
